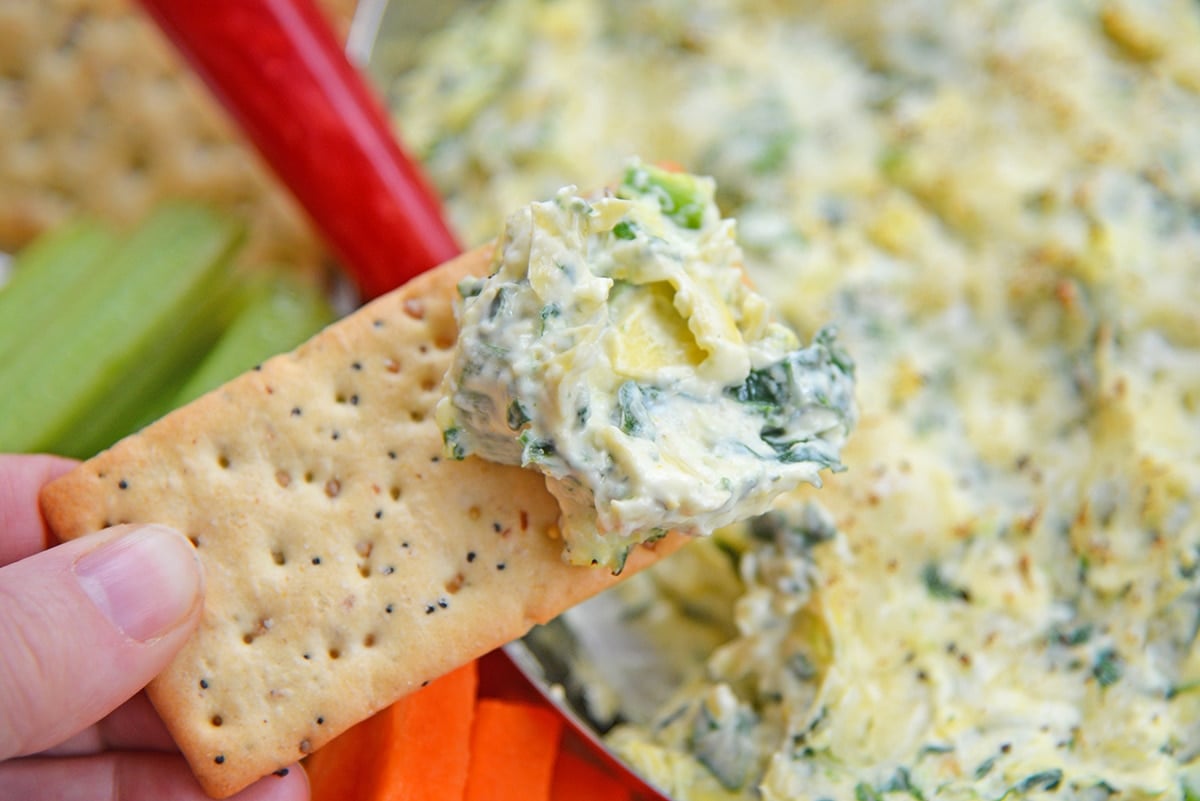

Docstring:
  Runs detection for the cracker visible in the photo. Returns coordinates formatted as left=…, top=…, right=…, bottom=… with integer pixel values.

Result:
left=39, top=245, right=685, bottom=798
left=0, top=0, right=359, bottom=273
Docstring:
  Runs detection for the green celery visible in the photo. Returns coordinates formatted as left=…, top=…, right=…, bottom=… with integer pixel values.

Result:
left=0, top=203, right=245, bottom=457
left=169, top=269, right=336, bottom=407
left=0, top=220, right=119, bottom=362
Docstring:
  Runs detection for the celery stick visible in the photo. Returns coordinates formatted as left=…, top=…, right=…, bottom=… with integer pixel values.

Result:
left=170, top=270, right=336, bottom=408
left=0, top=221, right=119, bottom=362
left=0, top=203, right=245, bottom=456
left=57, top=265, right=239, bottom=458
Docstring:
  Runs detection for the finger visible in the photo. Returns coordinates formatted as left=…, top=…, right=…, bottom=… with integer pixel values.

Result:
left=0, top=524, right=204, bottom=759
left=0, top=453, right=78, bottom=565
left=42, top=693, right=176, bottom=757
left=0, top=754, right=308, bottom=801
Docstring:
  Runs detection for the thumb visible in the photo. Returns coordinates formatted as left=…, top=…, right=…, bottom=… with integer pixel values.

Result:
left=0, top=524, right=204, bottom=759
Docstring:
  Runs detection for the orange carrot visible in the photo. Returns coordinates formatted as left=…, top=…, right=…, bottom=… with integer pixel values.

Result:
left=305, top=698, right=390, bottom=801
left=373, top=660, right=479, bottom=801
left=307, top=660, right=480, bottom=801
left=463, top=698, right=565, bottom=801
left=551, top=747, right=633, bottom=801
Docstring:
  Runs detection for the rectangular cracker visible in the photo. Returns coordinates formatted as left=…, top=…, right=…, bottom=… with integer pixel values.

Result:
left=39, top=245, right=685, bottom=799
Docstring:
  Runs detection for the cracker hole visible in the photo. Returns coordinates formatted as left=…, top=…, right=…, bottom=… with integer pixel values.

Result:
left=420, top=376, right=438, bottom=392
left=446, top=573, right=465, bottom=594
left=275, top=470, right=291, bottom=488
left=389, top=486, right=402, bottom=501
left=335, top=392, right=347, bottom=404
left=403, top=298, right=426, bottom=319
left=468, top=506, right=481, bottom=521
left=211, top=715, right=223, bottom=727
left=242, top=618, right=273, bottom=645
left=358, top=563, right=371, bottom=579
left=324, top=478, right=341, bottom=498
left=409, top=410, right=425, bottom=423
left=304, top=471, right=315, bottom=484
left=272, top=550, right=286, bottom=566
left=328, top=648, right=340, bottom=660
left=217, top=454, right=231, bottom=469
left=356, top=541, right=374, bottom=558
left=363, top=633, right=376, bottom=648
left=351, top=361, right=362, bottom=371
left=384, top=358, right=401, bottom=373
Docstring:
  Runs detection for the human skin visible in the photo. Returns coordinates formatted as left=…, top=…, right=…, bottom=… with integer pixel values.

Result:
left=0, top=454, right=309, bottom=801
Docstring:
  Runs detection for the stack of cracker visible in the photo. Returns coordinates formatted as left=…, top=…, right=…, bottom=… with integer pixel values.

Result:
left=0, top=0, right=357, bottom=272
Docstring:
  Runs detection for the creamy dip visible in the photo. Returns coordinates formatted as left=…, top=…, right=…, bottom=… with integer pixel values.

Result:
left=437, top=164, right=855, bottom=572
left=394, top=0, right=1200, bottom=798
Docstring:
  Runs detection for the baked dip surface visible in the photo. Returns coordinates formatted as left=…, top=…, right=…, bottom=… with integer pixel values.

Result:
left=392, top=1, right=1200, bottom=798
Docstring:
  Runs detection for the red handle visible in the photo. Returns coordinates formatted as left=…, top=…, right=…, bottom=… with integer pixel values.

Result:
left=140, top=0, right=461, bottom=300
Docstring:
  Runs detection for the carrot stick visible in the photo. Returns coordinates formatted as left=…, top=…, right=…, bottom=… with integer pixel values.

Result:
left=372, top=660, right=479, bottom=801
left=551, top=748, right=633, bottom=801
left=305, top=699, right=390, bottom=801
left=307, top=660, right=479, bottom=801
left=463, top=698, right=565, bottom=801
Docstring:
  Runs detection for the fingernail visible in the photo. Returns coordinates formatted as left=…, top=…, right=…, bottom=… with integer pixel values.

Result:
left=74, top=525, right=202, bottom=642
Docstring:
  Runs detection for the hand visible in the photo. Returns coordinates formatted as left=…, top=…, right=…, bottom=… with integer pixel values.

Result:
left=0, top=454, right=309, bottom=800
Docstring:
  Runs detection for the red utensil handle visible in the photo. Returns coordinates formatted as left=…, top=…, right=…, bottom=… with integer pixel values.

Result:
left=140, top=0, right=461, bottom=299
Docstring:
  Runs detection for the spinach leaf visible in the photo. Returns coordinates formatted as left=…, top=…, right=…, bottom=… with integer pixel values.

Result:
left=1092, top=648, right=1122, bottom=688
left=616, top=381, right=657, bottom=438
left=922, top=562, right=971, bottom=602
left=506, top=399, right=530, bottom=431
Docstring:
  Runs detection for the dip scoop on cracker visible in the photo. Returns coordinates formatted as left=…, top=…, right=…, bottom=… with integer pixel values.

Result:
left=439, top=163, right=857, bottom=572
left=39, top=167, right=853, bottom=798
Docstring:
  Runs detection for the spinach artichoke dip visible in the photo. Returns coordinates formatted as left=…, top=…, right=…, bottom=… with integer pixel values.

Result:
left=387, top=0, right=1200, bottom=799
left=437, top=164, right=856, bottom=573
